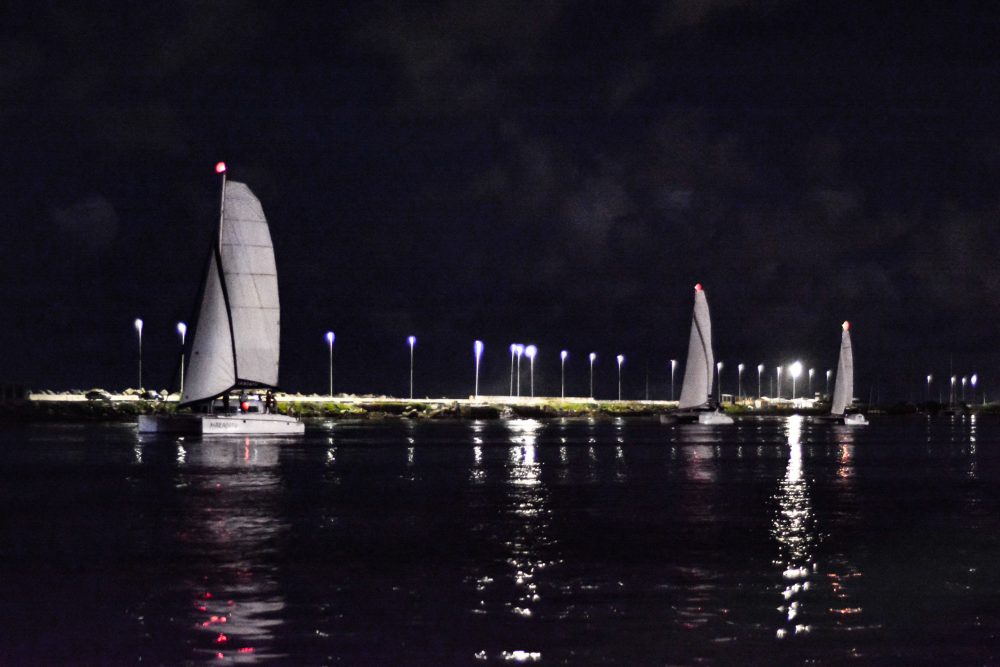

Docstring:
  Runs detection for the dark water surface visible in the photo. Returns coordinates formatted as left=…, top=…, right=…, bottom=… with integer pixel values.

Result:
left=2, top=416, right=1000, bottom=665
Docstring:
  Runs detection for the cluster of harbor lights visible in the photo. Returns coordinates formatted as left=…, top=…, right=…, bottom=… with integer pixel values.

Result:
left=131, top=319, right=983, bottom=404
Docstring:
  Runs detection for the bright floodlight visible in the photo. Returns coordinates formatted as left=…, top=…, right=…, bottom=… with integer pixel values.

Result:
left=510, top=343, right=517, bottom=354
left=589, top=352, right=596, bottom=362
left=716, top=361, right=723, bottom=372
left=176, top=321, right=187, bottom=337
left=617, top=354, right=625, bottom=366
left=971, top=374, right=978, bottom=387
left=215, top=161, right=227, bottom=173
left=474, top=340, right=484, bottom=357
left=408, top=335, right=416, bottom=347
left=134, top=318, right=143, bottom=333
left=326, top=331, right=335, bottom=345
left=561, top=350, right=568, bottom=361
left=789, top=361, right=803, bottom=379
left=516, top=344, right=524, bottom=357
left=525, top=345, right=537, bottom=360
left=927, top=374, right=932, bottom=383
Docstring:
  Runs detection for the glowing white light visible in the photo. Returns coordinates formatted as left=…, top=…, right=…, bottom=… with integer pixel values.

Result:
left=515, top=344, right=524, bottom=357
left=134, top=318, right=143, bottom=333
left=176, top=321, right=187, bottom=338
left=972, top=374, right=978, bottom=387
left=589, top=352, right=596, bottom=362
left=560, top=350, right=568, bottom=361
left=758, top=364, right=764, bottom=373
left=408, top=335, right=416, bottom=347
left=789, top=361, right=802, bottom=379
left=525, top=345, right=537, bottom=360
left=325, top=331, right=335, bottom=346
left=617, top=354, right=624, bottom=366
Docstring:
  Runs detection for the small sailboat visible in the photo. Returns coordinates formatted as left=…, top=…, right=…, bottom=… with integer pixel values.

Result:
left=663, top=283, right=734, bottom=425
left=138, top=164, right=304, bottom=435
left=820, top=321, right=868, bottom=426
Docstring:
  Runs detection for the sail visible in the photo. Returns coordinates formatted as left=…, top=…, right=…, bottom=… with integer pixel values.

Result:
left=831, top=322, right=853, bottom=415
left=678, top=284, right=715, bottom=410
left=181, top=180, right=280, bottom=406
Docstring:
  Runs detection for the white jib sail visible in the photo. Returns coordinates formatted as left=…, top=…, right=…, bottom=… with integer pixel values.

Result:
left=182, top=251, right=236, bottom=404
left=831, top=322, right=853, bottom=415
left=678, top=285, right=715, bottom=410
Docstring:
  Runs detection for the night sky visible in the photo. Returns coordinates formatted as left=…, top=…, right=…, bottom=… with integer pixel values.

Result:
left=5, top=1, right=1000, bottom=401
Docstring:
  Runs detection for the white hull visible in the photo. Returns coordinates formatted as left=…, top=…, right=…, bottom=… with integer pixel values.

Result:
left=842, top=413, right=868, bottom=426
left=661, top=409, right=734, bottom=425
left=138, top=413, right=304, bottom=436
left=698, top=410, right=734, bottom=425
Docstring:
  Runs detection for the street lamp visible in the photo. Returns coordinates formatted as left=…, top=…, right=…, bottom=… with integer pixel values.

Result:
left=560, top=350, right=568, bottom=399
left=589, top=353, right=597, bottom=399
left=972, top=373, right=978, bottom=404
left=525, top=345, right=537, bottom=397
left=134, top=318, right=143, bottom=389
left=509, top=344, right=517, bottom=397
left=776, top=366, right=783, bottom=399
left=926, top=374, right=932, bottom=402
left=962, top=376, right=967, bottom=402
left=757, top=364, right=764, bottom=399
left=789, top=361, right=803, bottom=399
left=325, top=331, right=335, bottom=396
left=617, top=354, right=625, bottom=400
left=474, top=340, right=484, bottom=398
left=826, top=369, right=832, bottom=397
left=177, top=322, right=187, bottom=397
left=515, top=344, right=524, bottom=397
left=789, top=361, right=803, bottom=400
left=407, top=335, right=416, bottom=399
left=808, top=368, right=814, bottom=398
left=716, top=361, right=723, bottom=403
left=950, top=375, right=956, bottom=404
left=670, top=359, right=677, bottom=401
left=737, top=363, right=745, bottom=402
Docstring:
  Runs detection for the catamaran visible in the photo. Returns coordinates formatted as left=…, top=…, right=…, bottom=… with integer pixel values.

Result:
left=138, top=163, right=304, bottom=436
left=817, top=321, right=867, bottom=426
left=663, top=283, right=734, bottom=425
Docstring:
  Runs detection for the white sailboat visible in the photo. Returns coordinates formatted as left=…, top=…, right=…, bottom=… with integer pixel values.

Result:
left=138, top=164, right=304, bottom=436
left=826, top=321, right=867, bottom=425
left=665, top=283, right=734, bottom=425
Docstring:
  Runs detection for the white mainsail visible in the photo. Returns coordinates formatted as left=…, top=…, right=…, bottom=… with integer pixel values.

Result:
left=678, top=284, right=715, bottom=410
left=830, top=321, right=853, bottom=416
left=181, top=179, right=280, bottom=406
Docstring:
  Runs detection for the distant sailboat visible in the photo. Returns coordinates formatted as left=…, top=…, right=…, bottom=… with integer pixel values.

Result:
left=821, top=321, right=867, bottom=426
left=665, top=283, right=734, bottom=425
left=138, top=163, right=304, bottom=435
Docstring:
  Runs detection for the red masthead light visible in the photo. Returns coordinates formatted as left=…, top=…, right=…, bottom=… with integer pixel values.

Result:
left=694, top=283, right=703, bottom=291
left=215, top=162, right=227, bottom=174
left=842, top=321, right=850, bottom=331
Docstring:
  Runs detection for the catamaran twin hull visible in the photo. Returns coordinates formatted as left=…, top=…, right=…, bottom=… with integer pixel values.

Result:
left=138, top=413, right=305, bottom=435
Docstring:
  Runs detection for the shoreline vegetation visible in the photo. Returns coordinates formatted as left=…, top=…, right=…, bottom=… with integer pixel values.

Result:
left=0, top=390, right=992, bottom=423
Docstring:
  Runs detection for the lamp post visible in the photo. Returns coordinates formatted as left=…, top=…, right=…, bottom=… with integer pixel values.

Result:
left=134, top=318, right=143, bottom=389
left=926, top=374, right=932, bottom=402
left=325, top=331, right=335, bottom=396
left=790, top=361, right=802, bottom=400
left=407, top=336, right=416, bottom=399
left=474, top=340, right=484, bottom=398
left=617, top=354, right=625, bottom=401
left=589, top=353, right=597, bottom=399
left=972, top=373, right=978, bottom=405
left=737, top=363, right=744, bottom=402
left=670, top=359, right=677, bottom=401
left=560, top=350, right=568, bottom=399
left=177, top=322, right=187, bottom=397
left=808, top=368, right=814, bottom=398
left=962, top=376, right=967, bottom=402
left=716, top=361, right=723, bottom=403
left=509, top=344, right=517, bottom=397
left=776, top=366, right=783, bottom=399
left=757, top=364, right=764, bottom=399
left=525, top=345, right=537, bottom=397
left=826, top=369, right=832, bottom=397
left=950, top=375, right=956, bottom=405
left=515, top=344, right=524, bottom=397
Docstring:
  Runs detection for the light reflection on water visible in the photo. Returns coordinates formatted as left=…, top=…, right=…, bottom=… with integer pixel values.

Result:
left=2, top=417, right=998, bottom=664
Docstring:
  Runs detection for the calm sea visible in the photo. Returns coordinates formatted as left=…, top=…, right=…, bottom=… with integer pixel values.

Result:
left=0, top=416, right=998, bottom=665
